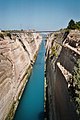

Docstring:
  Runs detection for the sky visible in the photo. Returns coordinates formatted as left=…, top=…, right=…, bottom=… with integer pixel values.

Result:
left=0, top=0, right=80, bottom=30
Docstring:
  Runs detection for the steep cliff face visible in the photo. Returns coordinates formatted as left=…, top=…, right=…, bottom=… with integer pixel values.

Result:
left=0, top=31, right=42, bottom=120
left=46, top=30, right=80, bottom=120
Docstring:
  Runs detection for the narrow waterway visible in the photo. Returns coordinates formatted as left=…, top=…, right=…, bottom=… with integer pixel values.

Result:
left=14, top=39, right=45, bottom=120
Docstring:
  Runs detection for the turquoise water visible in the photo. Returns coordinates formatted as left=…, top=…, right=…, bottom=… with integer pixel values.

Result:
left=14, top=40, right=45, bottom=120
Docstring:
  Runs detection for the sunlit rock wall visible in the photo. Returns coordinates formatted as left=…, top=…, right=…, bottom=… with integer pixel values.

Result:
left=0, top=31, right=42, bottom=120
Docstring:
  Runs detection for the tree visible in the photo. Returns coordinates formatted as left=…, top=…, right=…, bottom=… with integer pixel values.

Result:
left=76, top=21, right=80, bottom=26
left=76, top=21, right=80, bottom=29
left=67, top=19, right=76, bottom=29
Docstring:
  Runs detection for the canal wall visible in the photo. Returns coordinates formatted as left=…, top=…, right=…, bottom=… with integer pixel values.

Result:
left=46, top=30, right=80, bottom=120
left=0, top=31, right=42, bottom=120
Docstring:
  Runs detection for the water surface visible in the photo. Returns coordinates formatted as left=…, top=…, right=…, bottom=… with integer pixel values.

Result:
left=14, top=40, right=45, bottom=120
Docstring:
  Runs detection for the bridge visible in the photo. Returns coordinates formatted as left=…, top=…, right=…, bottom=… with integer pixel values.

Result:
left=10, top=30, right=59, bottom=34
left=28, top=31, right=58, bottom=33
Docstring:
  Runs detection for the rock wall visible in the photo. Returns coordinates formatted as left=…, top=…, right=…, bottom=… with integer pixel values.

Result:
left=0, top=31, right=42, bottom=120
left=46, top=30, right=80, bottom=120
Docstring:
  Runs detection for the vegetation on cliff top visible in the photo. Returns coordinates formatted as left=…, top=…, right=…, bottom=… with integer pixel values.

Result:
left=0, top=31, right=12, bottom=39
left=0, top=33, right=4, bottom=39
left=67, top=19, right=80, bottom=30
left=6, top=33, right=12, bottom=39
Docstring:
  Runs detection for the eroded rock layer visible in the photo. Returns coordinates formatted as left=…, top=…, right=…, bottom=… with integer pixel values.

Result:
left=0, top=31, right=42, bottom=120
left=46, top=30, right=80, bottom=120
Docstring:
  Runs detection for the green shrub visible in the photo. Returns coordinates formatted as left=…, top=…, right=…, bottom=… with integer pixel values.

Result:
left=0, top=33, right=4, bottom=39
left=50, top=46, right=58, bottom=58
left=73, top=59, right=80, bottom=90
left=76, top=22, right=80, bottom=30
left=7, top=33, right=11, bottom=39
left=73, top=59, right=80, bottom=115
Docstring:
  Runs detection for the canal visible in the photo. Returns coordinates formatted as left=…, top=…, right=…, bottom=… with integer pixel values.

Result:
left=14, top=39, right=45, bottom=120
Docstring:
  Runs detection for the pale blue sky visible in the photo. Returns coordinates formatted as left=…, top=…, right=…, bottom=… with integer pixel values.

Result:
left=0, top=0, right=80, bottom=30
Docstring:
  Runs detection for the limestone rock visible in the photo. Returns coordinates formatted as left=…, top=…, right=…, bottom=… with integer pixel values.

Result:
left=0, top=31, right=42, bottom=120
